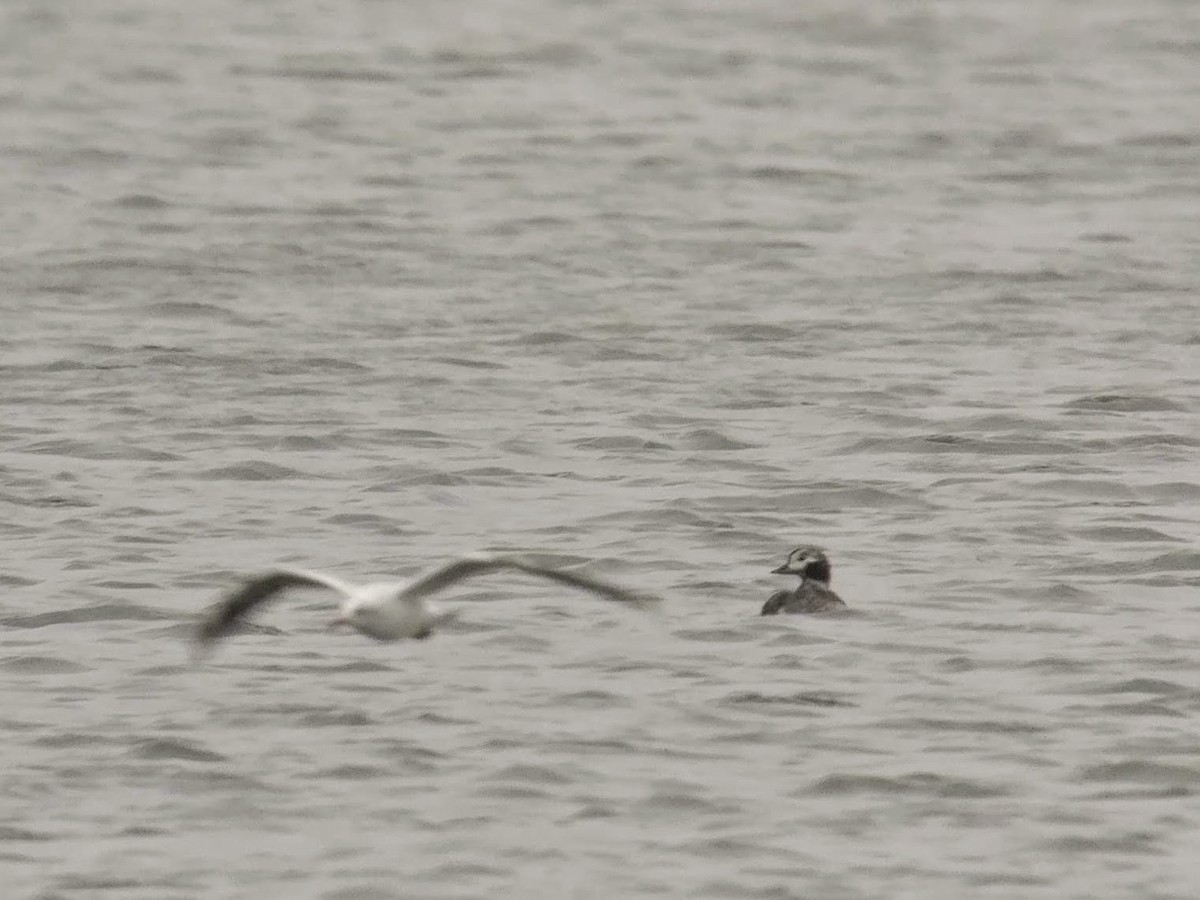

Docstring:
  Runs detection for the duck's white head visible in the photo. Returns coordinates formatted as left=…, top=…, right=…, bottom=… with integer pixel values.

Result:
left=771, top=546, right=832, bottom=584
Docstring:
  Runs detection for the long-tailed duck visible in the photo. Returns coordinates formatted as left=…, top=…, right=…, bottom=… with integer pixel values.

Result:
left=761, top=546, right=846, bottom=615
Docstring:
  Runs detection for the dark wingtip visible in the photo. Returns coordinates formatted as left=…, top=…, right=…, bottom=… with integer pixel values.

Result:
left=192, top=605, right=231, bottom=651
left=188, top=612, right=225, bottom=664
left=190, top=570, right=307, bottom=651
left=194, top=617, right=221, bottom=645
left=191, top=578, right=264, bottom=651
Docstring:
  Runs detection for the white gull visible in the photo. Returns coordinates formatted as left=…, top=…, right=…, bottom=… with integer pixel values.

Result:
left=195, top=552, right=658, bottom=647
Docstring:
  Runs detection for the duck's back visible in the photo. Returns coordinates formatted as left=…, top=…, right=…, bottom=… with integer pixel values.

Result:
left=761, top=580, right=846, bottom=615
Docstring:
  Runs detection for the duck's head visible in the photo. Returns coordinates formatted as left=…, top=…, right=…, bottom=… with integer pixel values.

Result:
left=771, top=546, right=832, bottom=583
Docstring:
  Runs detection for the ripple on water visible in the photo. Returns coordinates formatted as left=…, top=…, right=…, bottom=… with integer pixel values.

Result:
left=806, top=772, right=1011, bottom=799
left=541, top=737, right=637, bottom=756
left=20, top=438, right=182, bottom=462
left=635, top=784, right=740, bottom=818
left=884, top=717, right=1050, bottom=736
left=846, top=434, right=1083, bottom=456
left=128, top=738, right=227, bottom=763
left=1077, top=525, right=1186, bottom=542
left=722, top=691, right=853, bottom=710
left=1034, top=479, right=1137, bottom=501
left=313, top=764, right=390, bottom=781
left=1141, top=481, right=1200, bottom=501
left=1086, top=550, right=1200, bottom=579
left=488, top=763, right=575, bottom=786
left=1022, top=583, right=1102, bottom=606
left=429, top=356, right=507, bottom=370
left=572, top=434, right=674, bottom=452
left=1, top=603, right=173, bottom=629
left=1093, top=701, right=1187, bottom=719
left=674, top=628, right=760, bottom=644
left=359, top=428, right=457, bottom=447
left=319, top=887, right=406, bottom=900
left=300, top=710, right=376, bottom=727
left=509, top=329, right=578, bottom=346
left=1083, top=678, right=1190, bottom=696
left=0, top=656, right=89, bottom=675
left=1075, top=760, right=1200, bottom=795
left=196, top=461, right=311, bottom=481
left=1061, top=394, right=1187, bottom=412
left=321, top=512, right=410, bottom=535
left=677, top=428, right=758, bottom=451
left=551, top=689, right=631, bottom=709
left=0, top=826, right=55, bottom=841
left=53, top=876, right=147, bottom=892
left=722, top=483, right=929, bottom=513
left=708, top=323, right=804, bottom=342
left=33, top=731, right=120, bottom=750
left=370, top=739, right=447, bottom=770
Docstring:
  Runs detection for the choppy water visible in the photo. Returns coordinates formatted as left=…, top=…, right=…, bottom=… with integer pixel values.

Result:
left=3, top=1, right=1200, bottom=897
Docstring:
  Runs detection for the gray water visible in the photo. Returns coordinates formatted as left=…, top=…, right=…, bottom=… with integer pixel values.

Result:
left=3, top=1, right=1200, bottom=897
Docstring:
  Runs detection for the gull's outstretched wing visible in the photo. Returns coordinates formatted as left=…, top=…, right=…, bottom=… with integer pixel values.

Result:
left=506, top=558, right=660, bottom=609
left=396, top=553, right=660, bottom=610
left=195, top=569, right=356, bottom=645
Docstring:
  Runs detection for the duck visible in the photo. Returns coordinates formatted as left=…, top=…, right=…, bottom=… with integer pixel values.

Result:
left=760, top=546, right=846, bottom=615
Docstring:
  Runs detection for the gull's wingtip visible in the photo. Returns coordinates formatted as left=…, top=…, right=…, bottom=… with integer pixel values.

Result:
left=188, top=607, right=229, bottom=660
left=189, top=633, right=217, bottom=662
left=192, top=603, right=233, bottom=650
left=186, top=567, right=319, bottom=653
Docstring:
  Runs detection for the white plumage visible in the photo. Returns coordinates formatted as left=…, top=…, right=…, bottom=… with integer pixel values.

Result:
left=196, top=552, right=658, bottom=646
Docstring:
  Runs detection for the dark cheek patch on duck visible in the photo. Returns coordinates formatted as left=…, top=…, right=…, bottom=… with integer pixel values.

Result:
left=805, top=559, right=832, bottom=583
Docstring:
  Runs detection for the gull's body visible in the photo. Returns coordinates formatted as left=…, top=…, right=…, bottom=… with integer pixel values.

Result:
left=760, top=546, right=847, bottom=615
left=196, top=553, right=657, bottom=646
